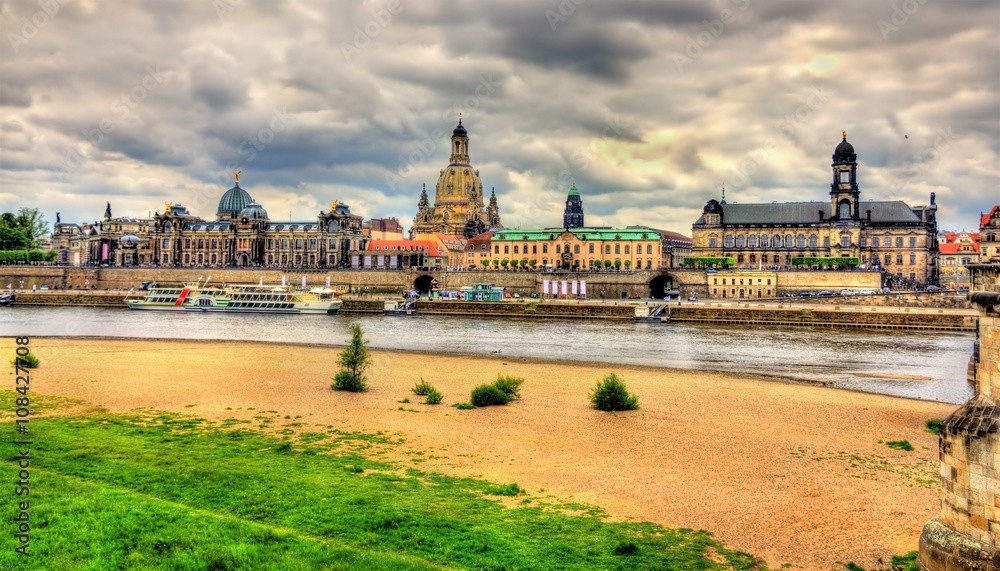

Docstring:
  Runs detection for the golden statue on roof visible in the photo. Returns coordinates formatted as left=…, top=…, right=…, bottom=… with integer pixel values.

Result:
left=842, top=130, right=847, bottom=139
left=331, top=200, right=338, bottom=212
left=234, top=170, right=241, bottom=184
left=165, top=202, right=172, bottom=212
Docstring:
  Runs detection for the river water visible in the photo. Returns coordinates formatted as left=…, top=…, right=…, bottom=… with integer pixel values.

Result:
left=0, top=306, right=974, bottom=404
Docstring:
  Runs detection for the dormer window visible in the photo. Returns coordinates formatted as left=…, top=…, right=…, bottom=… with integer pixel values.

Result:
left=839, top=171, right=850, bottom=183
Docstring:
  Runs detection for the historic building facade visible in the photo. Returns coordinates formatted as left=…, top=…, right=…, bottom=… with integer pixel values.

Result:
left=486, top=227, right=662, bottom=270
left=939, top=230, right=979, bottom=290
left=410, top=118, right=502, bottom=238
left=691, top=134, right=940, bottom=285
left=51, top=175, right=369, bottom=269
left=981, top=205, right=1000, bottom=263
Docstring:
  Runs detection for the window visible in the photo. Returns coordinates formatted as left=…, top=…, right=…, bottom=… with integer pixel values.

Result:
left=555, top=245, right=560, bottom=254
left=860, top=237, right=867, bottom=248
left=615, top=245, right=620, bottom=254
left=736, top=235, right=745, bottom=248
left=713, top=278, right=717, bottom=285
left=589, top=244, right=595, bottom=254
left=872, top=237, right=879, bottom=248
left=184, top=239, right=191, bottom=248
left=211, top=239, right=218, bottom=249
left=483, top=244, right=488, bottom=251
left=532, top=245, right=537, bottom=254
left=795, top=234, right=806, bottom=248
left=884, top=236, right=891, bottom=247
left=896, top=237, right=903, bottom=248
left=909, top=237, right=916, bottom=248
left=761, top=254, right=768, bottom=263
left=823, top=236, right=830, bottom=247
left=767, top=279, right=771, bottom=285
left=862, top=255, right=868, bottom=264
left=647, top=245, right=653, bottom=254
left=162, top=254, right=168, bottom=263
left=724, top=235, right=734, bottom=248
left=839, top=202, right=850, bottom=218
left=784, top=234, right=793, bottom=248
left=282, top=239, right=289, bottom=248
left=329, top=239, right=336, bottom=249
left=748, top=235, right=758, bottom=248
left=896, top=254, right=903, bottom=265
left=513, top=246, right=519, bottom=254
left=909, top=254, right=916, bottom=265
left=624, top=245, right=630, bottom=254
left=841, top=235, right=850, bottom=247
left=198, top=239, right=204, bottom=249
left=760, top=234, right=769, bottom=248
left=184, top=253, right=190, bottom=263
left=543, top=245, right=548, bottom=254
left=737, top=254, right=744, bottom=263
left=809, top=235, right=818, bottom=248
left=162, top=239, right=170, bottom=248
left=574, top=245, right=580, bottom=254
left=197, top=253, right=203, bottom=263
left=839, top=170, right=850, bottom=183
left=494, top=245, right=499, bottom=253
left=709, top=237, right=718, bottom=248
left=211, top=254, right=216, bottom=264
left=310, top=239, right=317, bottom=250
left=504, top=245, right=509, bottom=254
left=884, top=254, right=891, bottom=265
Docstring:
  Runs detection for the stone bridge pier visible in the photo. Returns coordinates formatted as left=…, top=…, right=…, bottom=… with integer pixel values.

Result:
left=919, top=263, right=1000, bottom=570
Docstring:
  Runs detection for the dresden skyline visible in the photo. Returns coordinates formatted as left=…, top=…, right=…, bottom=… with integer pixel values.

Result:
left=0, top=0, right=997, bottom=234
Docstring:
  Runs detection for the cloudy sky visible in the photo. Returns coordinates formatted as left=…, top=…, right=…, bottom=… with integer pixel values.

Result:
left=1, top=0, right=997, bottom=236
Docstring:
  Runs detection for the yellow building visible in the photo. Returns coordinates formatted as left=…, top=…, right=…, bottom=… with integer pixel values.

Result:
left=691, top=135, right=940, bottom=286
left=981, top=206, right=1000, bottom=263
left=485, top=227, right=662, bottom=270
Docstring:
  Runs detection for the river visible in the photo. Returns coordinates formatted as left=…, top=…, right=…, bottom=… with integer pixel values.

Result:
left=0, top=306, right=975, bottom=404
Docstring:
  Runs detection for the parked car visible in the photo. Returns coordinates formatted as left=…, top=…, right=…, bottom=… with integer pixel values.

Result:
left=799, top=291, right=815, bottom=297
left=40, top=285, right=50, bottom=290
left=687, top=295, right=699, bottom=302
left=926, top=285, right=944, bottom=292
left=816, top=290, right=833, bottom=296
left=706, top=269, right=718, bottom=273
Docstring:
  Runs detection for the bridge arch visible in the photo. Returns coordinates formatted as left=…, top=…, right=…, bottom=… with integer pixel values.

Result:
left=648, top=273, right=678, bottom=299
left=413, top=274, right=436, bottom=294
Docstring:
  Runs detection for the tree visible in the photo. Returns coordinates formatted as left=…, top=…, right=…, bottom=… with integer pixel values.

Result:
left=603, top=260, right=612, bottom=269
left=614, top=259, right=622, bottom=270
left=332, top=323, right=371, bottom=392
left=528, top=259, right=537, bottom=269
left=492, top=259, right=500, bottom=268
left=500, top=258, right=509, bottom=268
left=481, top=259, right=490, bottom=268
left=519, top=258, right=528, bottom=268
left=590, top=372, right=639, bottom=411
left=14, top=208, right=47, bottom=249
left=624, top=260, right=632, bottom=270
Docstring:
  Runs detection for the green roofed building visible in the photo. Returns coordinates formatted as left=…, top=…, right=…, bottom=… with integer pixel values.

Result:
left=487, top=227, right=663, bottom=270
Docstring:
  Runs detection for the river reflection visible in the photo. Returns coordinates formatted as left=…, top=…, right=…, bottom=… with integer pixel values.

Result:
left=0, top=306, right=974, bottom=404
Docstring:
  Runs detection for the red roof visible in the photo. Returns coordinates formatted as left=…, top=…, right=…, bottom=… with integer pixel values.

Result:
left=941, top=231, right=979, bottom=244
left=939, top=242, right=980, bottom=254
left=366, top=239, right=443, bottom=257
left=982, top=205, right=1000, bottom=228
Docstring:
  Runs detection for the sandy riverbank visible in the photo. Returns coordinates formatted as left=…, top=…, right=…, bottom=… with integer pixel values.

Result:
left=9, top=337, right=954, bottom=569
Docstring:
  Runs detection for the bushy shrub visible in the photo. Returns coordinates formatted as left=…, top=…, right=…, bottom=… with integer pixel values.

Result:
left=451, top=402, right=475, bottom=410
left=590, top=373, right=639, bottom=411
left=886, top=440, right=914, bottom=451
left=425, top=389, right=443, bottom=405
left=331, top=323, right=370, bottom=392
left=493, top=375, right=523, bottom=400
left=484, top=483, right=522, bottom=496
left=412, top=378, right=434, bottom=395
left=12, top=354, right=39, bottom=368
left=470, top=384, right=509, bottom=407
left=925, top=419, right=942, bottom=435
left=331, top=370, right=367, bottom=392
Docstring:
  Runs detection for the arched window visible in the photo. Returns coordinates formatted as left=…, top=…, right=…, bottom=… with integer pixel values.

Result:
left=736, top=235, right=746, bottom=248
left=724, top=235, right=734, bottom=248
left=838, top=201, right=851, bottom=218
left=574, top=244, right=580, bottom=254
left=795, top=234, right=806, bottom=248
left=808, top=234, right=818, bottom=248
left=784, top=234, right=793, bottom=249
left=760, top=234, right=769, bottom=248
left=748, top=235, right=758, bottom=248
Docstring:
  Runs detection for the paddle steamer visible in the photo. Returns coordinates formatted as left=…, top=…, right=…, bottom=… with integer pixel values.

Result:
left=124, top=281, right=342, bottom=314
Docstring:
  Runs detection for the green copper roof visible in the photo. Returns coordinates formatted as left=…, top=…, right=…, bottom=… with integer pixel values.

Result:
left=217, top=183, right=253, bottom=217
left=568, top=184, right=579, bottom=196
left=492, top=227, right=658, bottom=241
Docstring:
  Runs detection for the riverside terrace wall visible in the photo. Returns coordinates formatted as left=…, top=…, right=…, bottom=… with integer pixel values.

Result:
left=12, top=293, right=975, bottom=330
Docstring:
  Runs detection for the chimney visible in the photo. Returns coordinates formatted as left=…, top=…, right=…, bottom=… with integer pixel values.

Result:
left=818, top=210, right=824, bottom=221
left=866, top=210, right=872, bottom=222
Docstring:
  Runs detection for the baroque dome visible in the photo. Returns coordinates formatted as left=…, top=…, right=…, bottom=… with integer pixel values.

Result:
left=239, top=201, right=268, bottom=221
left=833, top=133, right=856, bottom=162
left=217, top=183, right=253, bottom=219
left=435, top=164, right=483, bottom=203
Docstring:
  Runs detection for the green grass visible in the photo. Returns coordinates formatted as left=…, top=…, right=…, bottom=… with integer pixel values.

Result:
left=886, top=440, right=914, bottom=452
left=0, top=391, right=765, bottom=570
left=925, top=419, right=942, bottom=435
left=450, top=402, right=476, bottom=410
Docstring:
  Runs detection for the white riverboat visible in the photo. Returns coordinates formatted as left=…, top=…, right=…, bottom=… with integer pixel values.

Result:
left=124, top=281, right=342, bottom=314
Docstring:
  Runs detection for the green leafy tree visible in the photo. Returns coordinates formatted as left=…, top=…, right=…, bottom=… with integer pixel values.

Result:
left=603, top=260, right=612, bottom=269
left=614, top=259, right=622, bottom=270
left=624, top=260, right=631, bottom=270
left=528, top=259, right=537, bottom=268
left=332, top=323, right=371, bottom=392
left=14, top=208, right=48, bottom=249
left=492, top=259, right=500, bottom=268
left=519, top=258, right=528, bottom=268
left=481, top=259, right=490, bottom=268
left=500, top=258, right=509, bottom=268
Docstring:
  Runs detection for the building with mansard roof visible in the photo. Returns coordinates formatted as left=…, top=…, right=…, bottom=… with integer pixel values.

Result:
left=410, top=118, right=502, bottom=239
left=691, top=134, right=940, bottom=285
left=50, top=175, right=369, bottom=269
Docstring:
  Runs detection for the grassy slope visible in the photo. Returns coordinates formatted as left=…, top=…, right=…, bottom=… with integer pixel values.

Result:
left=0, top=392, right=763, bottom=570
